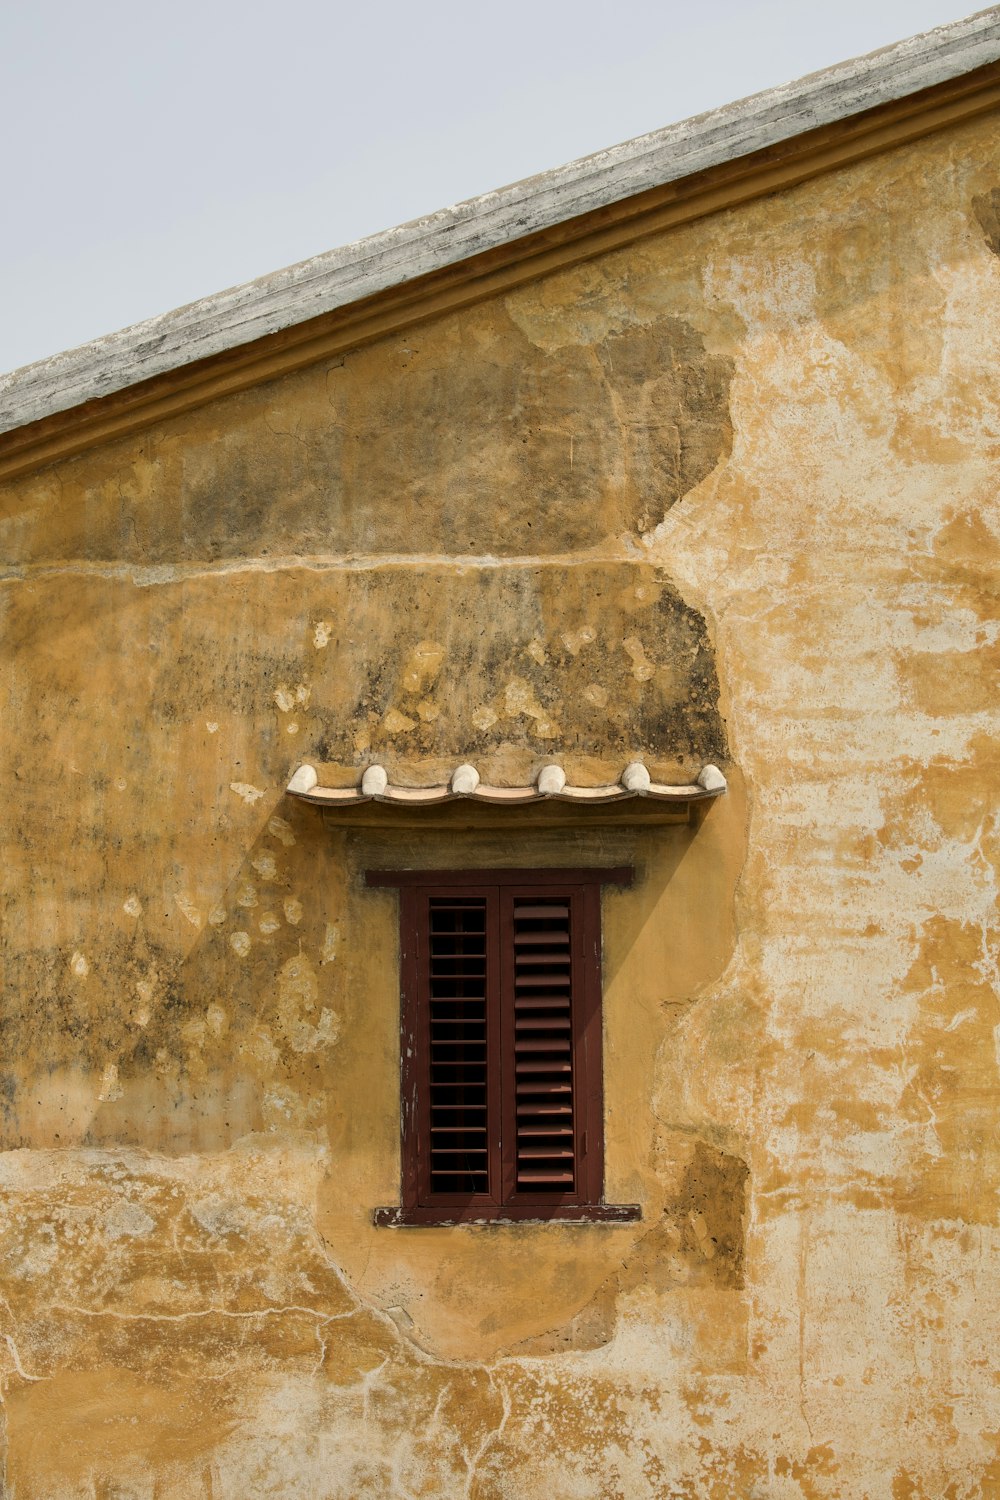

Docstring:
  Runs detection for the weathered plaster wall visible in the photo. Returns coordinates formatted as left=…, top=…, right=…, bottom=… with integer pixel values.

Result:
left=1, top=107, right=999, bottom=1496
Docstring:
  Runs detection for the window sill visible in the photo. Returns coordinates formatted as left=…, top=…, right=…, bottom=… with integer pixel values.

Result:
left=373, top=1203, right=641, bottom=1227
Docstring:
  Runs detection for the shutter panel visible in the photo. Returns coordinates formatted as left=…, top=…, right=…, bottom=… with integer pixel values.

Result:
left=426, top=897, right=490, bottom=1195
left=508, top=896, right=577, bottom=1193
left=385, top=868, right=619, bottom=1220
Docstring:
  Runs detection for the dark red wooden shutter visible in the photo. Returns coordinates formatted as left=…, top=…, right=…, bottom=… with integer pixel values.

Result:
left=425, top=896, right=491, bottom=1195
left=508, top=895, right=577, bottom=1194
left=374, top=867, right=629, bottom=1221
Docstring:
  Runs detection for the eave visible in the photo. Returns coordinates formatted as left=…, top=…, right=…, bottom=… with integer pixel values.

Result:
left=2, top=9, right=999, bottom=482
left=285, top=761, right=727, bottom=829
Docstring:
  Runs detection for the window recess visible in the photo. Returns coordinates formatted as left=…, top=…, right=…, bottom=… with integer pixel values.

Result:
left=369, top=867, right=640, bottom=1226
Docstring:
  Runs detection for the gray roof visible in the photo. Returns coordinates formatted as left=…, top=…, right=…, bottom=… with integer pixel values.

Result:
left=3, top=7, right=999, bottom=438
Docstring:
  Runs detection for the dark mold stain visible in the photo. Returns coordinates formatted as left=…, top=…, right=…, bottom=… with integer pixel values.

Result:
left=314, top=562, right=729, bottom=766
left=662, top=1138, right=749, bottom=1289
left=505, top=1138, right=749, bottom=1358
left=972, top=189, right=1000, bottom=257
left=13, top=307, right=733, bottom=565
left=596, top=316, right=733, bottom=519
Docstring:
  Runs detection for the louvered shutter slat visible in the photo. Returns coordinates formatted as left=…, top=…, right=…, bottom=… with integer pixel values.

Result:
left=510, top=896, right=577, bottom=1193
left=427, top=899, right=490, bottom=1195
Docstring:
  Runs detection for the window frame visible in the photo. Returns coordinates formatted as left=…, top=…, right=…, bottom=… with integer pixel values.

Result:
left=368, top=867, right=639, bottom=1226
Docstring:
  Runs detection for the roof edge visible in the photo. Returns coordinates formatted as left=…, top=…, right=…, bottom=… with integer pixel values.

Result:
left=2, top=7, right=1000, bottom=464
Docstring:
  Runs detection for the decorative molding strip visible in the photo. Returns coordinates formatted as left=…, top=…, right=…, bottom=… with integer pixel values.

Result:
left=285, top=761, right=727, bottom=810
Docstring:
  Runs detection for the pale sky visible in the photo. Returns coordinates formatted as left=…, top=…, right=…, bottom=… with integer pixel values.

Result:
left=0, top=0, right=987, bottom=375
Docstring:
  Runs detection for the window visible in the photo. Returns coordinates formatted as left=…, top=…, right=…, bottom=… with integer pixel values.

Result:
left=369, top=868, right=639, bottom=1225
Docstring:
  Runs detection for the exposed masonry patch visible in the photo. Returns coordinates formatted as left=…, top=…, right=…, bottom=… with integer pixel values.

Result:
left=0, top=307, right=732, bottom=564
left=972, top=187, right=1000, bottom=254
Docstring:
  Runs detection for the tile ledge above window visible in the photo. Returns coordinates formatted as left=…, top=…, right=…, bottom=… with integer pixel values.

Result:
left=285, top=760, right=727, bottom=815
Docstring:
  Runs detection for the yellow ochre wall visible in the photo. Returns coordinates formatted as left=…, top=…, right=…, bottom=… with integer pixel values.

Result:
left=1, top=110, right=999, bottom=1497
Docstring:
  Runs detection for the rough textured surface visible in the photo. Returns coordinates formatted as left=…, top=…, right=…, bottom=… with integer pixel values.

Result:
left=1, top=306, right=732, bottom=562
left=2, top=106, right=1000, bottom=1497
left=2, top=8, right=999, bottom=434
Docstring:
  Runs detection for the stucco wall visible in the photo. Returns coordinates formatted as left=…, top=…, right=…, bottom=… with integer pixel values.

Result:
left=1, top=107, right=999, bottom=1497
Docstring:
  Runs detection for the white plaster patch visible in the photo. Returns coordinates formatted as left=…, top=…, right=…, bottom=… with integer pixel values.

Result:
left=742, top=704, right=1000, bottom=772
left=208, top=904, right=227, bottom=926
left=759, top=775, right=885, bottom=830
left=252, top=852, right=278, bottom=881
left=384, top=708, right=417, bottom=733
left=259, top=912, right=281, bottom=936
left=122, top=895, right=142, bottom=918
left=262, top=1087, right=301, bottom=1125
left=205, top=1004, right=228, bottom=1039
left=268, top=816, right=296, bottom=847
left=622, top=635, right=656, bottom=681
left=941, top=1007, right=978, bottom=1033
left=8, top=1224, right=58, bottom=1279
left=313, top=620, right=332, bottom=648
left=321, top=924, right=339, bottom=964
left=230, top=931, right=251, bottom=957
left=276, top=955, right=340, bottom=1053
left=501, top=677, right=559, bottom=737
left=101, top=1201, right=156, bottom=1241
left=584, top=683, right=609, bottom=708
left=69, top=951, right=89, bottom=979
left=189, top=1195, right=248, bottom=1238
left=763, top=653, right=902, bottom=714
left=401, top=640, right=445, bottom=693
left=240, top=1025, right=279, bottom=1073
left=273, top=686, right=295, bottom=713
left=175, top=895, right=203, bottom=929
left=707, top=248, right=818, bottom=331
left=230, top=782, right=265, bottom=805
left=472, top=706, right=498, bottom=731
left=757, top=931, right=918, bottom=1047
left=284, top=897, right=303, bottom=926
left=97, top=1063, right=123, bottom=1102
left=205, top=720, right=219, bottom=733
left=183, top=1017, right=207, bottom=1053
left=562, top=625, right=596, bottom=656
left=286, top=720, right=299, bottom=735
left=291, top=1007, right=341, bottom=1054
left=236, top=881, right=258, bottom=909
